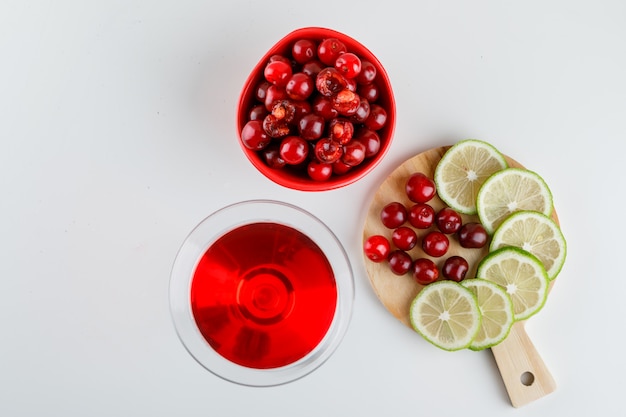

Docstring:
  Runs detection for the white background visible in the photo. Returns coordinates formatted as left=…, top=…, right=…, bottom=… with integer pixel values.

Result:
left=1, top=1, right=624, bottom=416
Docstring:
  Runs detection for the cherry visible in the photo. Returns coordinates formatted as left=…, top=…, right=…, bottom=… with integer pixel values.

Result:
left=358, top=83, right=379, bottom=103
left=298, top=113, right=325, bottom=140
left=458, top=222, right=488, bottom=248
left=328, top=118, right=354, bottom=144
left=285, top=73, right=314, bottom=101
left=261, top=144, right=286, bottom=169
left=388, top=250, right=413, bottom=275
left=363, top=235, right=391, bottom=262
left=302, top=59, right=324, bottom=78
left=380, top=202, right=407, bottom=229
left=392, top=226, right=418, bottom=251
left=406, top=172, right=436, bottom=203
left=422, top=231, right=449, bottom=257
left=264, top=85, right=288, bottom=111
left=331, top=89, right=361, bottom=116
left=335, top=52, right=362, bottom=79
left=356, top=60, right=377, bottom=84
left=249, top=104, right=268, bottom=121
left=292, top=39, right=317, bottom=64
left=241, top=120, right=270, bottom=150
left=332, top=159, right=352, bottom=175
left=279, top=136, right=308, bottom=165
left=442, top=256, right=469, bottom=282
left=264, top=60, right=292, bottom=87
left=412, top=258, right=439, bottom=285
left=435, top=207, right=463, bottom=234
left=312, top=95, right=339, bottom=120
left=314, top=138, right=343, bottom=164
left=408, top=203, right=435, bottom=229
left=307, top=160, right=333, bottom=181
left=351, top=98, right=371, bottom=123
left=255, top=80, right=271, bottom=102
left=341, top=140, right=366, bottom=166
left=271, top=100, right=297, bottom=123
left=354, top=128, right=380, bottom=158
left=316, top=67, right=347, bottom=97
left=262, top=114, right=290, bottom=138
left=317, top=38, right=347, bottom=65
left=364, top=104, right=387, bottom=130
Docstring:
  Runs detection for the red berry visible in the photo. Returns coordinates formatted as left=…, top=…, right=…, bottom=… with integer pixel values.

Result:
left=302, top=59, right=324, bottom=78
left=442, top=256, right=469, bottom=282
left=316, top=67, right=347, bottom=97
left=292, top=39, right=317, bottom=64
left=331, top=89, right=361, bottom=116
left=307, top=161, right=333, bottom=181
left=312, top=95, right=339, bottom=120
left=262, top=114, right=290, bottom=138
left=380, top=202, right=407, bottom=229
left=328, top=118, right=354, bottom=145
left=264, top=60, right=292, bottom=87
left=314, top=138, right=343, bottom=164
left=412, top=258, right=439, bottom=285
left=317, top=38, right=347, bottom=65
left=334, top=52, right=362, bottom=79
left=354, top=128, right=380, bottom=158
left=458, top=222, right=488, bottom=248
left=364, top=104, right=387, bottom=130
left=356, top=60, right=377, bottom=84
left=341, top=140, right=366, bottom=166
left=351, top=98, right=371, bottom=123
left=422, top=231, right=449, bottom=257
left=298, top=113, right=325, bottom=140
left=358, top=83, right=379, bottom=102
left=392, top=227, right=418, bottom=251
left=285, top=73, right=314, bottom=101
left=241, top=120, right=270, bottom=150
left=406, top=172, right=436, bottom=203
left=332, top=159, right=352, bottom=175
left=388, top=250, right=413, bottom=275
left=364, top=235, right=390, bottom=262
left=264, top=85, right=288, bottom=111
left=408, top=203, right=435, bottom=229
left=435, top=207, right=463, bottom=234
left=261, top=144, right=286, bottom=169
left=279, top=136, right=309, bottom=164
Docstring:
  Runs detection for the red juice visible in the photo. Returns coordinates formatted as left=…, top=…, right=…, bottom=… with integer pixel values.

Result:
left=190, top=222, right=337, bottom=369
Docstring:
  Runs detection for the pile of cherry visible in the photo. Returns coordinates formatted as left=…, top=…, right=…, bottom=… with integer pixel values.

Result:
left=363, top=172, right=488, bottom=285
left=240, top=37, right=389, bottom=181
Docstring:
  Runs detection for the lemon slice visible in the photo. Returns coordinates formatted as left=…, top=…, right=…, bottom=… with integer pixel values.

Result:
left=476, top=168, right=553, bottom=234
left=491, top=210, right=566, bottom=280
left=434, top=139, right=508, bottom=215
left=476, top=247, right=549, bottom=321
left=409, top=281, right=481, bottom=351
left=461, top=279, right=514, bottom=351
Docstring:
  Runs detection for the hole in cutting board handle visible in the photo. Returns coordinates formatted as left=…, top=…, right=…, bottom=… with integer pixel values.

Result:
left=520, top=371, right=535, bottom=386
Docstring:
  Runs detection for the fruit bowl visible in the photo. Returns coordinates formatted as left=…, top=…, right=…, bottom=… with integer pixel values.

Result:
left=237, top=27, right=396, bottom=191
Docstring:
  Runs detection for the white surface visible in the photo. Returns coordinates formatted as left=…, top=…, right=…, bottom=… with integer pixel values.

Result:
left=1, top=1, right=624, bottom=415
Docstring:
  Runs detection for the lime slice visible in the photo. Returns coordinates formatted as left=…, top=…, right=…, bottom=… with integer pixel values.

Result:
left=461, top=279, right=514, bottom=350
left=434, top=139, right=508, bottom=215
left=476, top=168, right=553, bottom=234
left=476, top=247, right=549, bottom=321
left=491, top=210, right=566, bottom=280
left=409, top=281, right=481, bottom=351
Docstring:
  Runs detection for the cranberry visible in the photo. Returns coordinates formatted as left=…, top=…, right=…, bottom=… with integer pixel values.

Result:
left=406, top=172, right=436, bottom=203
left=241, top=120, right=270, bottom=150
left=264, top=60, right=292, bottom=87
left=354, top=128, right=380, bottom=158
left=392, top=226, right=418, bottom=251
left=314, top=138, right=343, bottom=164
left=262, top=114, right=290, bottom=138
left=279, top=136, right=308, bottom=165
left=335, top=52, right=361, bottom=79
left=261, top=144, right=286, bottom=169
left=442, top=256, right=469, bottom=282
left=307, top=161, right=333, bottom=181
left=388, top=250, right=413, bottom=275
left=458, top=222, right=488, bottom=248
left=341, top=140, right=366, bottom=166
left=364, top=104, right=387, bottom=130
left=380, top=202, right=407, bottom=229
left=412, top=258, right=439, bottom=285
left=356, top=60, right=377, bottom=84
left=363, top=235, right=390, bottom=262
left=408, top=203, right=435, bottom=229
left=422, top=231, right=450, bottom=257
left=328, top=118, right=354, bottom=144
left=331, top=89, right=360, bottom=116
left=285, top=73, right=314, bottom=101
left=435, top=207, right=463, bottom=234
left=312, top=95, right=339, bottom=120
left=292, top=39, right=317, bottom=64
left=316, top=67, right=347, bottom=97
left=317, top=38, right=347, bottom=65
left=298, top=113, right=325, bottom=140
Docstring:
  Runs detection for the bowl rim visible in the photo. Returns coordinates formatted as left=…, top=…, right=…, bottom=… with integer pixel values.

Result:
left=237, top=26, right=396, bottom=192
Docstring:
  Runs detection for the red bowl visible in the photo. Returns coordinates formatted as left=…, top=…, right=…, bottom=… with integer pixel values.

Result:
left=237, top=27, right=396, bottom=192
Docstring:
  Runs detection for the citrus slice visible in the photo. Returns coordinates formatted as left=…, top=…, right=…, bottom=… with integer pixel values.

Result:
left=476, top=168, right=553, bottom=234
left=490, top=210, right=566, bottom=280
left=409, top=281, right=481, bottom=351
left=476, top=247, right=549, bottom=321
left=461, top=279, right=514, bottom=351
left=434, top=139, right=508, bottom=215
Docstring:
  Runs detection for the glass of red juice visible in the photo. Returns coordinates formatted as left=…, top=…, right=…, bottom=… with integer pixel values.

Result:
left=169, top=200, right=354, bottom=386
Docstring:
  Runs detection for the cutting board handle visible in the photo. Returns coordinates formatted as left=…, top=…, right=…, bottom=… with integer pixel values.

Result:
left=490, top=321, right=556, bottom=407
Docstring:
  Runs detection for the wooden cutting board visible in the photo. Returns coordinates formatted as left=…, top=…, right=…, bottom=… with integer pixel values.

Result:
left=362, top=146, right=558, bottom=408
